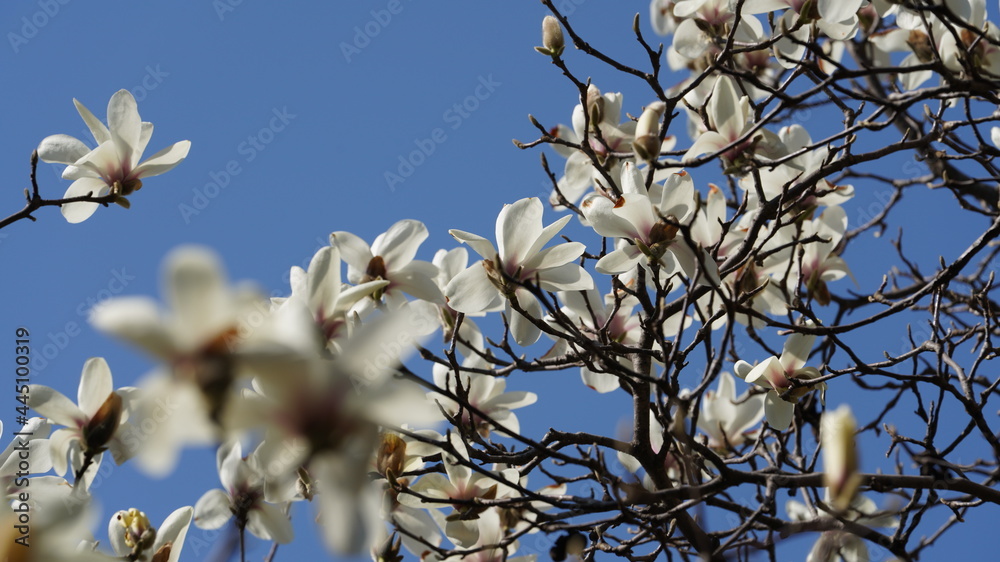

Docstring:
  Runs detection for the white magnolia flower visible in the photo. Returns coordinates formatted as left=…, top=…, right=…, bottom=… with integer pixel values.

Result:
left=692, top=371, right=765, bottom=449
left=445, top=197, right=593, bottom=346
left=373, top=430, right=446, bottom=557
left=89, top=246, right=280, bottom=475
left=741, top=0, right=864, bottom=68
left=430, top=355, right=537, bottom=437
left=547, top=86, right=639, bottom=206
left=36, top=89, right=191, bottom=223
left=28, top=358, right=137, bottom=479
left=272, top=244, right=388, bottom=350
left=194, top=440, right=293, bottom=543
left=767, top=205, right=854, bottom=306
left=399, top=436, right=519, bottom=548
left=109, top=506, right=193, bottom=562
left=787, top=494, right=899, bottom=562
left=546, top=288, right=643, bottom=393
left=683, top=75, right=789, bottom=171
left=669, top=0, right=766, bottom=61
left=582, top=164, right=719, bottom=284
left=433, top=247, right=485, bottom=355
left=331, top=219, right=444, bottom=316
left=734, top=326, right=826, bottom=430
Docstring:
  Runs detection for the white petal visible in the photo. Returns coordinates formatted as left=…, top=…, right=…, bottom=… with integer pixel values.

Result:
left=193, top=489, right=233, bottom=529
left=37, top=134, right=92, bottom=165
left=764, top=392, right=795, bottom=430
left=247, top=502, right=294, bottom=543
left=497, top=197, right=544, bottom=266
left=329, top=230, right=374, bottom=278
left=449, top=229, right=498, bottom=261
left=27, top=385, right=84, bottom=427
left=444, top=263, right=502, bottom=313
left=375, top=219, right=427, bottom=271
left=595, top=246, right=643, bottom=275
left=77, top=357, right=113, bottom=418
left=89, top=296, right=176, bottom=360
left=107, top=90, right=142, bottom=168
left=60, top=177, right=110, bottom=223
left=581, top=367, right=620, bottom=393
left=155, top=505, right=194, bottom=562
left=132, top=140, right=192, bottom=179
left=74, top=98, right=111, bottom=144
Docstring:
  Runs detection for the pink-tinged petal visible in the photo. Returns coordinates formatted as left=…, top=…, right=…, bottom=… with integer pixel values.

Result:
left=63, top=140, right=119, bottom=181
left=248, top=502, right=294, bottom=543
left=536, top=262, right=593, bottom=292
left=449, top=229, right=497, bottom=261
left=744, top=356, right=786, bottom=390
left=581, top=367, right=620, bottom=393
left=46, top=428, right=78, bottom=477
left=156, top=506, right=194, bottom=562
left=77, top=357, right=114, bottom=418
left=194, top=488, right=233, bottom=529
left=329, top=231, right=374, bottom=278
left=74, top=98, right=111, bottom=144
left=610, top=193, right=657, bottom=236
left=764, top=392, right=795, bottom=430
left=132, top=140, right=191, bottom=179
left=595, top=245, right=643, bottom=275
left=497, top=197, right=544, bottom=266
left=780, top=332, right=815, bottom=373
left=508, top=290, right=543, bottom=346
left=27, top=385, right=85, bottom=427
left=37, top=134, right=91, bottom=165
left=581, top=194, right=638, bottom=239
left=107, top=90, right=142, bottom=168
left=374, top=219, right=428, bottom=270
left=445, top=263, right=502, bottom=314
left=89, top=296, right=176, bottom=360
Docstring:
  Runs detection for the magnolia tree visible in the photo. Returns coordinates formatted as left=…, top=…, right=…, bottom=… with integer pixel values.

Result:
left=4, top=0, right=1000, bottom=561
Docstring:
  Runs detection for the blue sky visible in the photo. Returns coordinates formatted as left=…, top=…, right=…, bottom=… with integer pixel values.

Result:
left=0, top=1, right=995, bottom=560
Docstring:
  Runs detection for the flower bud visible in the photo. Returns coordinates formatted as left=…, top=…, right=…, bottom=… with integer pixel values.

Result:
left=586, top=85, right=604, bottom=127
left=633, top=101, right=667, bottom=162
left=821, top=405, right=861, bottom=512
left=83, top=391, right=123, bottom=453
left=535, top=15, right=565, bottom=57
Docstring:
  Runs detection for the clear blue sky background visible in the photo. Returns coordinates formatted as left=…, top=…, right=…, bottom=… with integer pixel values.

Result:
left=0, top=1, right=994, bottom=560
